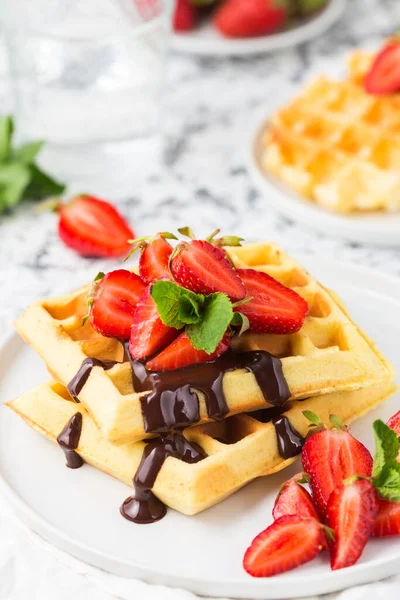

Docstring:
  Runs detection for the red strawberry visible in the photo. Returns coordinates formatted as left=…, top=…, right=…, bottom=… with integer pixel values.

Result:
left=146, top=330, right=231, bottom=371
left=129, top=286, right=178, bottom=360
left=243, top=515, right=325, bottom=577
left=58, top=195, right=134, bottom=258
left=170, top=240, right=245, bottom=301
left=214, top=0, right=287, bottom=39
left=139, top=235, right=174, bottom=284
left=174, top=0, right=198, bottom=31
left=273, top=474, right=320, bottom=521
left=302, top=427, right=373, bottom=516
left=90, top=270, right=145, bottom=339
left=365, top=40, right=400, bottom=95
left=373, top=500, right=400, bottom=537
left=326, top=479, right=378, bottom=570
left=387, top=410, right=400, bottom=436
left=235, top=269, right=308, bottom=334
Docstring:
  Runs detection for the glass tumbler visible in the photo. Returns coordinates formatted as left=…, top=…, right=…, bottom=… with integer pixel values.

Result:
left=0, top=0, right=173, bottom=197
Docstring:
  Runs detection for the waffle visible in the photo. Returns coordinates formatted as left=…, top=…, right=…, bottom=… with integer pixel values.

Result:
left=262, top=53, right=400, bottom=213
left=7, top=380, right=396, bottom=516
left=15, top=242, right=394, bottom=444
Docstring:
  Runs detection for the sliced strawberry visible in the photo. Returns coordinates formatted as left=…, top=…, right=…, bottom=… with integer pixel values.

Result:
left=58, top=195, right=134, bottom=258
left=129, top=286, right=178, bottom=360
left=302, top=428, right=373, bottom=516
left=214, top=0, right=287, bottom=39
left=146, top=330, right=231, bottom=371
left=326, top=479, right=378, bottom=570
left=243, top=515, right=325, bottom=578
left=387, top=410, right=400, bottom=436
left=235, top=269, right=308, bottom=334
left=90, top=270, right=145, bottom=340
left=139, top=235, right=174, bottom=284
left=373, top=500, right=400, bottom=537
left=273, top=474, right=320, bottom=521
left=170, top=240, right=245, bottom=301
left=365, top=41, right=400, bottom=95
left=174, top=0, right=198, bottom=31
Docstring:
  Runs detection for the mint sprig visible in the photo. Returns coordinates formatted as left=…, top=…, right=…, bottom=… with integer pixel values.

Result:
left=370, top=420, right=400, bottom=501
left=0, top=115, right=65, bottom=214
left=151, top=280, right=248, bottom=354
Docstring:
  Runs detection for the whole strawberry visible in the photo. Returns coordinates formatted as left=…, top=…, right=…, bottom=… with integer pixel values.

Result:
left=174, top=0, right=198, bottom=31
left=214, top=0, right=288, bottom=38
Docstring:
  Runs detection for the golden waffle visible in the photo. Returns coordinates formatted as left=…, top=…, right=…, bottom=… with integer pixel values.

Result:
left=262, top=53, right=400, bottom=214
left=7, top=380, right=396, bottom=516
left=15, top=243, right=394, bottom=444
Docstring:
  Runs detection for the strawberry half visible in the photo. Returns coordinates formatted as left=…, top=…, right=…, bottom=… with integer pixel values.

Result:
left=174, top=0, right=198, bottom=31
left=170, top=239, right=246, bottom=301
left=58, top=195, right=134, bottom=258
left=386, top=410, right=400, bottom=437
left=129, top=286, right=178, bottom=360
left=301, top=427, right=373, bottom=516
left=214, top=0, right=287, bottom=39
left=243, top=515, right=325, bottom=578
left=90, top=270, right=145, bottom=340
left=273, top=474, right=320, bottom=521
left=146, top=330, right=231, bottom=371
left=326, top=479, right=378, bottom=570
left=139, top=235, right=174, bottom=284
left=235, top=269, right=308, bottom=334
left=365, top=40, right=400, bottom=95
left=373, top=500, right=400, bottom=537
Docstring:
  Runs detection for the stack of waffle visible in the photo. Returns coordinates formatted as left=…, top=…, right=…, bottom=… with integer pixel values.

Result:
left=7, top=243, right=396, bottom=517
left=262, top=51, right=400, bottom=214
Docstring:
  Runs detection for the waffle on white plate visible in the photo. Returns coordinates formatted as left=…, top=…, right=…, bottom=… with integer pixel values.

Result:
left=15, top=242, right=394, bottom=444
left=262, top=49, right=400, bottom=214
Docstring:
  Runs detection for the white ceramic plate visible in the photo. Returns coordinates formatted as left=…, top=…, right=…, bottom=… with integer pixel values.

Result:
left=1, top=257, right=400, bottom=599
left=248, top=119, right=400, bottom=247
left=172, top=0, right=345, bottom=56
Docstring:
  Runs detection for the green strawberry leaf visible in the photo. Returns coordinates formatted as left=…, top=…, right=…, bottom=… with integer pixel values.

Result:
left=151, top=280, right=204, bottom=329
left=0, top=115, right=14, bottom=163
left=186, top=293, right=232, bottom=354
left=11, top=140, right=44, bottom=164
left=372, top=420, right=400, bottom=478
left=302, top=410, right=323, bottom=426
left=24, top=164, right=66, bottom=200
left=230, top=311, right=250, bottom=337
left=0, top=162, right=31, bottom=208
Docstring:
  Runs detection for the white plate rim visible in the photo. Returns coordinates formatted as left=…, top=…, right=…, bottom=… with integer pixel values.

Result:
left=172, top=0, right=345, bottom=56
left=1, top=256, right=400, bottom=598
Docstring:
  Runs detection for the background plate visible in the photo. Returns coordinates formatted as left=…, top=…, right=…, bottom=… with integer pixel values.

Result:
left=0, top=257, right=399, bottom=599
left=172, top=0, right=345, bottom=56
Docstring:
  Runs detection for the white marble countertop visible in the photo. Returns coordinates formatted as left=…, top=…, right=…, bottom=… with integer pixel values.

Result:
left=1, top=0, right=400, bottom=598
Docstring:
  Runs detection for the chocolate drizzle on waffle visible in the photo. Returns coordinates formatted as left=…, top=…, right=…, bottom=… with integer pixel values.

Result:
left=272, top=415, right=304, bottom=459
left=67, top=357, right=117, bottom=401
left=57, top=412, right=84, bottom=468
left=120, top=432, right=206, bottom=524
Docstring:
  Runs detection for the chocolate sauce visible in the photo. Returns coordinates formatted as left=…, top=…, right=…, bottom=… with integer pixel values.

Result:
left=120, top=432, right=206, bottom=524
left=134, top=350, right=290, bottom=434
left=272, top=415, right=304, bottom=459
left=67, top=357, right=117, bottom=401
left=57, top=412, right=84, bottom=468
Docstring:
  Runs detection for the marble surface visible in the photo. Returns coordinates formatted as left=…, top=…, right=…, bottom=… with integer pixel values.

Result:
left=1, top=0, right=400, bottom=598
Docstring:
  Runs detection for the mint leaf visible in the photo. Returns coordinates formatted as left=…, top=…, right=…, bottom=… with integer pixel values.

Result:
left=0, top=163, right=31, bottom=209
left=374, top=463, right=400, bottom=502
left=151, top=280, right=204, bottom=329
left=11, top=140, right=44, bottom=164
left=372, top=420, right=400, bottom=478
left=0, top=116, right=13, bottom=163
left=24, top=164, right=65, bottom=200
left=230, top=311, right=250, bottom=336
left=186, top=293, right=232, bottom=354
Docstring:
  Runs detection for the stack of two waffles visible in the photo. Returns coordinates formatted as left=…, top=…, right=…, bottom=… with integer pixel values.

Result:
left=7, top=243, right=396, bottom=519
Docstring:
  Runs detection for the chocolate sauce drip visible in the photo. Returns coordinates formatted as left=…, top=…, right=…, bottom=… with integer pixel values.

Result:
left=249, top=405, right=287, bottom=424
left=120, top=432, right=206, bottom=524
left=67, top=357, right=117, bottom=401
left=57, top=412, right=84, bottom=468
left=135, top=350, right=290, bottom=434
left=272, top=415, right=304, bottom=459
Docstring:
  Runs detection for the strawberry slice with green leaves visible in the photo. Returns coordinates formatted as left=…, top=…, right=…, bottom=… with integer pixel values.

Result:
left=235, top=269, right=308, bottom=334
left=146, top=330, right=231, bottom=371
left=89, top=270, right=146, bottom=340
left=126, top=233, right=177, bottom=284
left=326, top=479, right=379, bottom=570
left=129, top=286, right=178, bottom=360
left=243, top=515, right=327, bottom=578
left=170, top=234, right=246, bottom=301
left=301, top=412, right=373, bottom=516
left=365, top=38, right=400, bottom=95
left=58, top=195, right=134, bottom=258
left=272, top=473, right=320, bottom=521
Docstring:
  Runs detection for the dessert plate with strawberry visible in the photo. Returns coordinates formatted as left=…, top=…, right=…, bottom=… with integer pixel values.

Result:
left=0, top=227, right=400, bottom=598
left=172, top=0, right=344, bottom=56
